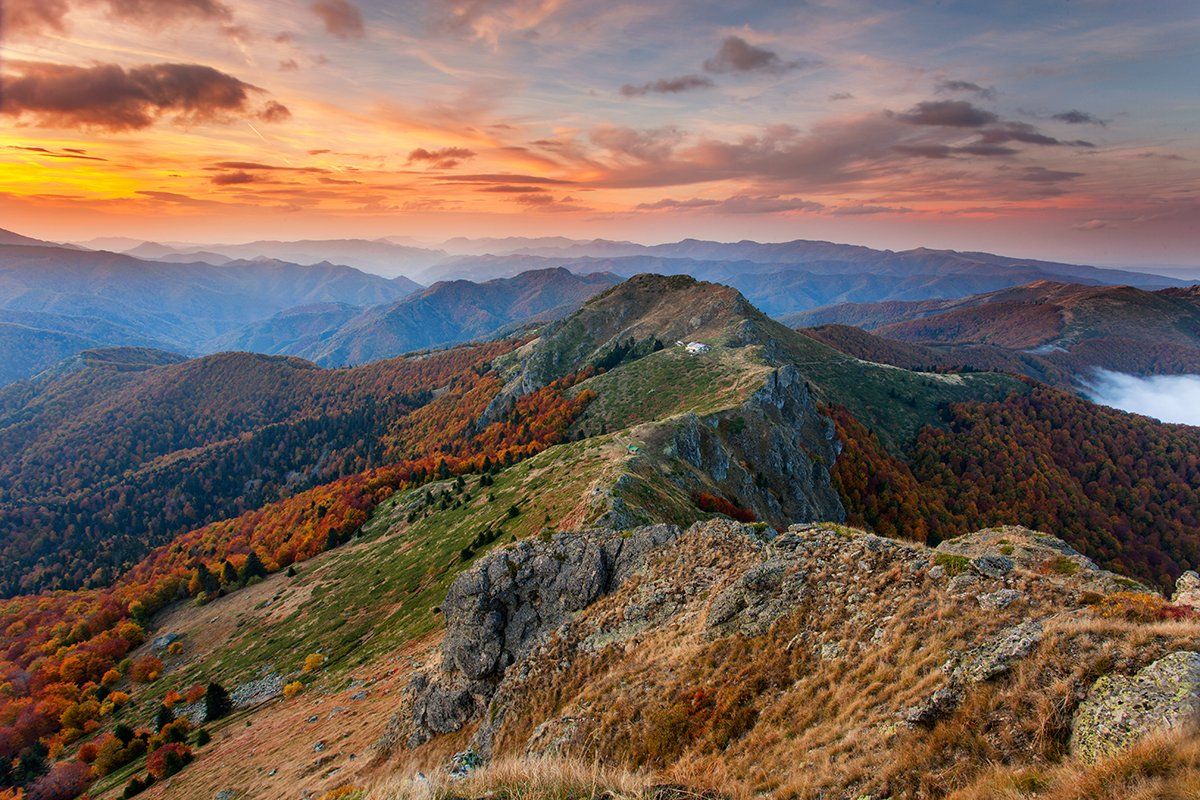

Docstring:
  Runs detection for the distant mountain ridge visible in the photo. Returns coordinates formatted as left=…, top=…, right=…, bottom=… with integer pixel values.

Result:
left=221, top=267, right=621, bottom=366
left=792, top=280, right=1200, bottom=382
left=0, top=240, right=422, bottom=383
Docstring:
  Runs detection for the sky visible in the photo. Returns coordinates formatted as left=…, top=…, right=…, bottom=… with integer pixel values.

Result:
left=1, top=0, right=1197, bottom=264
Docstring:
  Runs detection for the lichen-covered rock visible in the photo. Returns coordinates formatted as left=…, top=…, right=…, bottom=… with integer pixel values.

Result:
left=903, top=619, right=1044, bottom=726
left=705, top=558, right=806, bottom=636
left=1172, top=571, right=1200, bottom=608
left=935, top=526, right=1145, bottom=594
left=1070, top=651, right=1200, bottom=762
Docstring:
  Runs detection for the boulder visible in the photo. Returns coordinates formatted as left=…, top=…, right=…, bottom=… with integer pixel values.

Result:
left=903, top=619, right=1044, bottom=726
left=1070, top=651, right=1200, bottom=762
left=406, top=524, right=682, bottom=746
left=1171, top=571, right=1200, bottom=608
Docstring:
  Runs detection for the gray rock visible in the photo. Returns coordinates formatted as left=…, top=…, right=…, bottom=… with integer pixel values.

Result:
left=706, top=559, right=806, bottom=637
left=972, top=555, right=1014, bottom=578
left=904, top=619, right=1044, bottom=726
left=215, top=790, right=236, bottom=800
left=979, top=589, right=1022, bottom=610
left=1172, top=571, right=1200, bottom=608
left=1070, top=651, right=1200, bottom=762
left=948, top=573, right=980, bottom=595
left=406, top=524, right=683, bottom=746
left=152, top=632, right=180, bottom=651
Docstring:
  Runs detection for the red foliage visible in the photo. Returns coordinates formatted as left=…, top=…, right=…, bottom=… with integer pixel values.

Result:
left=0, top=360, right=596, bottom=790
left=145, top=742, right=191, bottom=779
left=26, top=760, right=92, bottom=800
left=693, top=492, right=756, bottom=523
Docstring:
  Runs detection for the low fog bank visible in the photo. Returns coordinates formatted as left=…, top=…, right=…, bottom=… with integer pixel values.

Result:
left=1082, top=370, right=1200, bottom=426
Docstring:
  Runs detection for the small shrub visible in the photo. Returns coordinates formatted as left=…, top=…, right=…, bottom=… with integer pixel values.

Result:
left=1044, top=555, right=1081, bottom=576
left=1092, top=591, right=1170, bottom=622
left=283, top=680, right=304, bottom=699
left=933, top=552, right=971, bottom=576
left=204, top=682, right=233, bottom=722
left=195, top=728, right=211, bottom=747
left=146, top=742, right=192, bottom=779
left=129, top=655, right=164, bottom=683
left=302, top=653, right=325, bottom=673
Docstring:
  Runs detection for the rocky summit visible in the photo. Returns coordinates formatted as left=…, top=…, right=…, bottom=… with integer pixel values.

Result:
left=381, top=518, right=1200, bottom=799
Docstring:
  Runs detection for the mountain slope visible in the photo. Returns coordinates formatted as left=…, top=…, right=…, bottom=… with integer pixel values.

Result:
left=0, top=244, right=423, bottom=380
left=306, top=268, right=620, bottom=366
left=3, top=274, right=1200, bottom=800
left=0, top=341, right=510, bottom=594
left=792, top=281, right=1200, bottom=380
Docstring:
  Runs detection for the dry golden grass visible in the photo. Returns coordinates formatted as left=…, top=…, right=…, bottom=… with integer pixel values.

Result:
left=949, top=724, right=1200, bottom=800
left=368, top=756, right=655, bottom=800
left=398, top=526, right=1200, bottom=800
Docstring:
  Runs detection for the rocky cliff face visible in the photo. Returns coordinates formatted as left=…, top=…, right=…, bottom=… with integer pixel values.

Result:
left=658, top=365, right=845, bottom=528
left=389, top=519, right=1200, bottom=798
left=403, top=524, right=681, bottom=748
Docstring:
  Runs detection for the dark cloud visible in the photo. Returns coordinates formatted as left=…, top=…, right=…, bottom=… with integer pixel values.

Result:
left=979, top=121, right=1093, bottom=147
left=3, top=0, right=231, bottom=38
left=278, top=59, right=299, bottom=72
left=894, top=140, right=1018, bottom=160
left=407, top=146, right=476, bottom=169
left=638, top=194, right=822, bottom=214
left=892, top=143, right=955, bottom=159
left=437, top=173, right=574, bottom=185
left=956, top=142, right=1018, bottom=157
left=591, top=125, right=682, bottom=162
left=210, top=161, right=327, bottom=172
left=703, top=35, right=817, bottom=75
left=1135, top=151, right=1186, bottom=161
left=1051, top=109, right=1106, bottom=126
left=1014, top=166, right=1083, bottom=183
left=619, top=75, right=714, bottom=97
left=513, top=193, right=590, bottom=212
left=211, top=170, right=256, bottom=185
left=6, top=144, right=106, bottom=160
left=829, top=91, right=853, bottom=101
left=830, top=204, right=912, bottom=215
left=0, top=61, right=288, bottom=131
left=477, top=185, right=547, bottom=193
left=936, top=80, right=997, bottom=100
left=896, top=100, right=998, bottom=127
left=310, top=0, right=364, bottom=38
left=259, top=100, right=291, bottom=122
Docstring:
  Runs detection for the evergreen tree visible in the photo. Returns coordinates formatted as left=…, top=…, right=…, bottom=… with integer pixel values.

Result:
left=238, top=550, right=267, bottom=583
left=204, top=682, right=232, bottom=722
left=154, top=704, right=174, bottom=732
left=220, top=560, right=238, bottom=586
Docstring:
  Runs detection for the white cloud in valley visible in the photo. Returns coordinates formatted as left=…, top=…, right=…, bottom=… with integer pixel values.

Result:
left=1082, top=370, right=1200, bottom=426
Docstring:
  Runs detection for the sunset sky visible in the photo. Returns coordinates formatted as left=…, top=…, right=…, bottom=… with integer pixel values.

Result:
left=2, top=0, right=1197, bottom=264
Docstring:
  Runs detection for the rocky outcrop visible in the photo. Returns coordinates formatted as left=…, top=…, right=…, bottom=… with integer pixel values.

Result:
left=1172, top=571, right=1200, bottom=608
left=1070, top=651, right=1200, bottom=762
left=705, top=558, right=806, bottom=637
left=405, top=524, right=681, bottom=746
left=935, top=525, right=1147, bottom=594
left=393, top=516, right=1186, bottom=796
left=655, top=365, right=845, bottom=528
left=903, top=619, right=1045, bottom=726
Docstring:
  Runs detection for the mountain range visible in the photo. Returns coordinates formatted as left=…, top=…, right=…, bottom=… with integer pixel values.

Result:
left=793, top=280, right=1200, bottom=385
left=214, top=267, right=620, bottom=366
left=1, top=267, right=1199, bottom=800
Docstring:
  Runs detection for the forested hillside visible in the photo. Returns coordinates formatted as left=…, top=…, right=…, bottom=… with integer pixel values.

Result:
left=0, top=342, right=513, bottom=595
